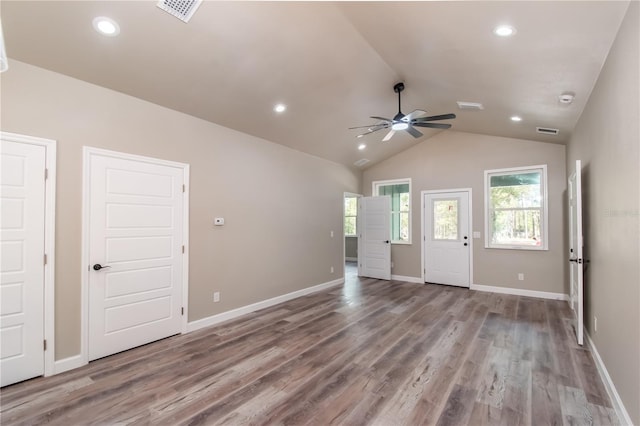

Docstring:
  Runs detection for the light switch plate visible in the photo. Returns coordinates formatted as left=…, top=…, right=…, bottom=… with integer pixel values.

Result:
left=473, top=231, right=481, bottom=239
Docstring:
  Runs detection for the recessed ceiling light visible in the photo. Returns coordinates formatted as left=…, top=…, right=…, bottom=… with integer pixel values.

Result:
left=493, top=25, right=516, bottom=37
left=274, top=104, right=286, bottom=113
left=358, top=143, right=366, bottom=150
left=93, top=17, right=120, bottom=37
left=510, top=115, right=522, bottom=122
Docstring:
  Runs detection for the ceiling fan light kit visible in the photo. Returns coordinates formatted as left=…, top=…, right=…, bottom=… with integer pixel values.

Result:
left=350, top=82, right=456, bottom=142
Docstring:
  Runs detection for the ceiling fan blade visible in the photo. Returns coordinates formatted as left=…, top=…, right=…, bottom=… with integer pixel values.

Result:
left=357, top=127, right=388, bottom=137
left=382, top=129, right=395, bottom=142
left=413, top=122, right=452, bottom=129
left=405, top=126, right=423, bottom=138
left=370, top=116, right=393, bottom=123
left=402, top=109, right=428, bottom=122
left=412, top=113, right=457, bottom=122
left=349, top=123, right=388, bottom=130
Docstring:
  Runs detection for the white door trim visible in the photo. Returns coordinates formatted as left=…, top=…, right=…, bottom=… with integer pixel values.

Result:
left=81, top=147, right=189, bottom=366
left=0, top=131, right=56, bottom=377
left=421, top=188, right=473, bottom=285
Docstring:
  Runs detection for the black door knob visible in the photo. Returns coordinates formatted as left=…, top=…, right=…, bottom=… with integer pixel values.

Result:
left=384, top=240, right=390, bottom=244
left=463, top=243, right=468, bottom=246
left=93, top=263, right=111, bottom=271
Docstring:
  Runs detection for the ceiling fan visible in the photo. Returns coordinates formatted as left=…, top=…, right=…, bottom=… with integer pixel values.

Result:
left=350, top=82, right=456, bottom=141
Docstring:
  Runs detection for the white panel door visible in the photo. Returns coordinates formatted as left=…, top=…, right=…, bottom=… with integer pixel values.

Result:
left=358, top=196, right=391, bottom=280
left=0, top=140, right=45, bottom=386
left=424, top=191, right=470, bottom=287
left=568, top=160, right=584, bottom=346
left=88, top=153, right=184, bottom=361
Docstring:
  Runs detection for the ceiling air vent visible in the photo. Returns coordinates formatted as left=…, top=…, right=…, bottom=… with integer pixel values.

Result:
left=456, top=101, right=484, bottom=110
left=157, top=0, right=202, bottom=23
left=536, top=127, right=560, bottom=135
left=354, top=159, right=370, bottom=167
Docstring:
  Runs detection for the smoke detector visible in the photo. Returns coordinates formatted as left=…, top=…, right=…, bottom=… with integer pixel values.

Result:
left=456, top=101, right=484, bottom=110
left=558, top=92, right=575, bottom=104
left=157, top=0, right=202, bottom=23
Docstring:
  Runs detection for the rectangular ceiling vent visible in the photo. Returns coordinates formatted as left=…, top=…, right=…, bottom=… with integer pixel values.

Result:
left=456, top=101, right=484, bottom=111
left=354, top=159, right=370, bottom=167
left=536, top=127, right=560, bottom=135
left=157, top=0, right=202, bottom=23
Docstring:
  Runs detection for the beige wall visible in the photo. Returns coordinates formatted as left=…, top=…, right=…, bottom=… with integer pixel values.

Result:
left=566, top=2, right=639, bottom=423
left=1, top=61, right=360, bottom=360
left=363, top=131, right=566, bottom=294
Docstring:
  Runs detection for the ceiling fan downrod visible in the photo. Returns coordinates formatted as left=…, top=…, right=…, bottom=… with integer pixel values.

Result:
left=393, top=82, right=405, bottom=120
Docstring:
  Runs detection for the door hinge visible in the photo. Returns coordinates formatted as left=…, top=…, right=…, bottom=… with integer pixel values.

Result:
left=44, top=340, right=47, bottom=351
left=182, top=184, right=185, bottom=193
left=44, top=168, right=48, bottom=180
left=44, top=254, right=47, bottom=265
left=182, top=245, right=185, bottom=254
left=181, top=307, right=184, bottom=316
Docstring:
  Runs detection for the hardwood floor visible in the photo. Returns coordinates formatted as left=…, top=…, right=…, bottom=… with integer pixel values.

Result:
left=0, top=264, right=618, bottom=425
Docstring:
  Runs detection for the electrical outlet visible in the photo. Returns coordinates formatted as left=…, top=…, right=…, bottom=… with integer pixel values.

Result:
left=518, top=273, right=524, bottom=281
left=330, top=230, right=334, bottom=238
left=391, top=261, right=394, bottom=269
left=213, top=292, right=220, bottom=302
left=594, top=316, right=598, bottom=332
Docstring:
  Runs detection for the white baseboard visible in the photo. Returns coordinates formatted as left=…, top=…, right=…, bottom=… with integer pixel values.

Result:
left=53, top=354, right=86, bottom=375
left=391, top=275, right=423, bottom=284
left=345, top=257, right=357, bottom=262
left=187, top=278, right=344, bottom=333
left=470, top=283, right=568, bottom=301
left=584, top=331, right=633, bottom=425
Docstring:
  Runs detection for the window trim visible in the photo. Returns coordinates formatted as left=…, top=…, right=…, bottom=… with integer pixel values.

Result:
left=484, top=165, right=548, bottom=250
left=372, top=178, right=412, bottom=245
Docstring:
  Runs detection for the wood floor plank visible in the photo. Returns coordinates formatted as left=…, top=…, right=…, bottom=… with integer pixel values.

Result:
left=0, top=266, right=617, bottom=426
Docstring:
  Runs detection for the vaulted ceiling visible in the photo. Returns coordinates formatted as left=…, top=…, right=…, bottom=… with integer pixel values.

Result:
left=1, top=1, right=630, bottom=169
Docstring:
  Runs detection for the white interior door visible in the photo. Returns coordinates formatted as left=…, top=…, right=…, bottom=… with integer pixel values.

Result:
left=87, top=150, right=185, bottom=361
left=424, top=190, right=470, bottom=288
left=568, top=160, right=584, bottom=346
left=1, top=140, right=45, bottom=386
left=358, top=196, right=391, bottom=280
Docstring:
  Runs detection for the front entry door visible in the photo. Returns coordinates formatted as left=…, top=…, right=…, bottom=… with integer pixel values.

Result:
left=568, top=160, right=584, bottom=346
left=424, top=190, right=471, bottom=287
left=358, top=196, right=391, bottom=280
left=0, top=139, right=45, bottom=386
left=87, top=149, right=186, bottom=361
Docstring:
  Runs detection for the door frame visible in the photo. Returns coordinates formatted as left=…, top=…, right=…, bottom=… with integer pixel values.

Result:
left=0, top=131, right=57, bottom=377
left=568, top=160, right=584, bottom=346
left=80, top=147, right=189, bottom=365
left=421, top=188, right=473, bottom=285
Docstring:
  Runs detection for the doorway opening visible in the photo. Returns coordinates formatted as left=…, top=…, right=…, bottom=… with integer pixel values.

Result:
left=343, top=192, right=361, bottom=280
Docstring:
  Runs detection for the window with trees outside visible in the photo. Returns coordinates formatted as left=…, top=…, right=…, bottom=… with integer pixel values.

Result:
left=344, top=196, right=358, bottom=236
left=485, top=165, right=548, bottom=250
left=373, top=178, right=411, bottom=244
